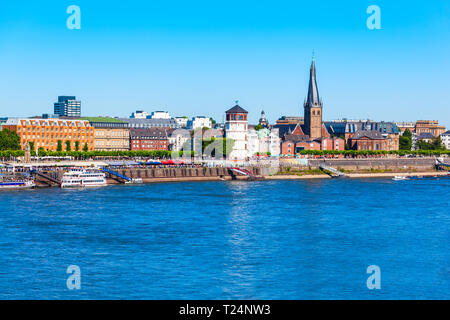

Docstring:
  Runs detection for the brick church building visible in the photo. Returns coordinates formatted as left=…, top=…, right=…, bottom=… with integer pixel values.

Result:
left=276, top=59, right=344, bottom=156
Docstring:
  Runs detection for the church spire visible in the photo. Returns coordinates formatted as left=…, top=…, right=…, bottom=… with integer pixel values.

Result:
left=306, top=58, right=321, bottom=107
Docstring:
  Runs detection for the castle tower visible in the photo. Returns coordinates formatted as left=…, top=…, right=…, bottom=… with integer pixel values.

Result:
left=303, top=59, right=323, bottom=139
left=225, top=103, right=249, bottom=160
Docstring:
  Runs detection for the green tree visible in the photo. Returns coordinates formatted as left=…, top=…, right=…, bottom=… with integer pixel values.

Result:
left=83, top=143, right=89, bottom=152
left=403, top=129, right=412, bottom=139
left=0, top=128, right=21, bottom=150
left=417, top=136, right=445, bottom=150
left=65, top=140, right=71, bottom=151
left=255, top=124, right=262, bottom=131
left=431, top=136, right=445, bottom=150
left=75, top=141, right=80, bottom=151
left=28, top=141, right=35, bottom=152
left=399, top=129, right=412, bottom=150
left=57, top=140, right=63, bottom=152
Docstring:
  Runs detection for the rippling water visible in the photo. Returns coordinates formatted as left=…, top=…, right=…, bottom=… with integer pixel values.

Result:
left=0, top=177, right=448, bottom=299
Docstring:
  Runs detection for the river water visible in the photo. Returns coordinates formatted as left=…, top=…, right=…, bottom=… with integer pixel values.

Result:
left=0, top=177, right=448, bottom=299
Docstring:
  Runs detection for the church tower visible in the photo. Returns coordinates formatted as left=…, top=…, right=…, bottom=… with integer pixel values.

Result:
left=303, top=58, right=323, bottom=139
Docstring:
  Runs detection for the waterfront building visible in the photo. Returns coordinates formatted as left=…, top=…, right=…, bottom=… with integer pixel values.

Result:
left=130, top=128, right=171, bottom=151
left=275, top=59, right=344, bottom=156
left=303, top=59, right=323, bottom=140
left=130, top=110, right=149, bottom=119
left=187, top=116, right=212, bottom=130
left=415, top=120, right=446, bottom=137
left=440, top=130, right=450, bottom=150
left=150, top=111, right=171, bottom=119
left=225, top=104, right=249, bottom=160
left=53, top=96, right=81, bottom=117
left=175, top=117, right=189, bottom=128
left=348, top=131, right=387, bottom=151
left=247, top=126, right=281, bottom=156
left=168, top=130, right=190, bottom=151
left=416, top=132, right=434, bottom=143
left=119, top=118, right=179, bottom=129
left=81, top=117, right=130, bottom=151
left=325, top=120, right=400, bottom=151
left=3, top=118, right=94, bottom=152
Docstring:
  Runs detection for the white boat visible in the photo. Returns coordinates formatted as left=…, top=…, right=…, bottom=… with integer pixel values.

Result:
left=392, top=176, right=409, bottom=181
left=0, top=180, right=35, bottom=189
left=61, top=168, right=107, bottom=188
left=125, top=178, right=143, bottom=184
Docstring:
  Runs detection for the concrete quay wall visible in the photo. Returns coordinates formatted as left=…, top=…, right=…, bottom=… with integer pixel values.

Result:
left=291, top=158, right=440, bottom=172
left=106, top=167, right=263, bottom=181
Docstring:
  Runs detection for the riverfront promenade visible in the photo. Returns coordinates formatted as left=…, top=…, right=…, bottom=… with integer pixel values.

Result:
left=2, top=156, right=448, bottom=187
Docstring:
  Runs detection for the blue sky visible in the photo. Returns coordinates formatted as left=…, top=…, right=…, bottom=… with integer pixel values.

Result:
left=0, top=0, right=449, bottom=127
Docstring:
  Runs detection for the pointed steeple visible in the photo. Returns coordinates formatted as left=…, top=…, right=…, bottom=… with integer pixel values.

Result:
left=305, top=59, right=321, bottom=107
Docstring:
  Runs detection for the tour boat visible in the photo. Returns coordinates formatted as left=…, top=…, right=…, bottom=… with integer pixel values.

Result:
left=0, top=180, right=35, bottom=189
left=61, top=168, right=107, bottom=188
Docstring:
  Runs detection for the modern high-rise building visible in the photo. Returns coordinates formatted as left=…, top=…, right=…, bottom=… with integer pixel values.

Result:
left=54, top=96, right=81, bottom=117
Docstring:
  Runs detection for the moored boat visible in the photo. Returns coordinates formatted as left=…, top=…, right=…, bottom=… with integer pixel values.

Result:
left=0, top=180, right=35, bottom=189
left=392, top=176, right=409, bottom=181
left=61, top=168, right=107, bottom=188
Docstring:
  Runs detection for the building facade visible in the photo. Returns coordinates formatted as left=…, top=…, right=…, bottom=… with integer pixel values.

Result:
left=150, top=111, right=171, bottom=119
left=54, top=96, right=81, bottom=118
left=130, top=110, right=149, bottom=119
left=415, top=120, right=446, bottom=137
left=348, top=131, right=387, bottom=151
left=276, top=116, right=304, bottom=125
left=440, top=131, right=450, bottom=150
left=119, top=118, right=179, bottom=129
left=130, top=128, right=171, bottom=151
left=188, top=116, right=212, bottom=130
left=175, top=117, right=189, bottom=128
left=395, top=122, right=416, bottom=134
left=225, top=104, right=249, bottom=160
left=81, top=118, right=130, bottom=151
left=247, top=127, right=281, bottom=156
left=3, top=118, right=94, bottom=152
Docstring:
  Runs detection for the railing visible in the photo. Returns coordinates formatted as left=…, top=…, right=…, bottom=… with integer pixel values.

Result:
left=319, top=163, right=348, bottom=177
left=101, top=167, right=132, bottom=182
left=30, top=169, right=61, bottom=184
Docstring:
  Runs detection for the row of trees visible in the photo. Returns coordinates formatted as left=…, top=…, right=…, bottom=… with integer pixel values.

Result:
left=400, top=129, right=446, bottom=151
left=0, top=149, right=448, bottom=160
left=0, top=149, right=196, bottom=160
left=294, top=149, right=449, bottom=156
